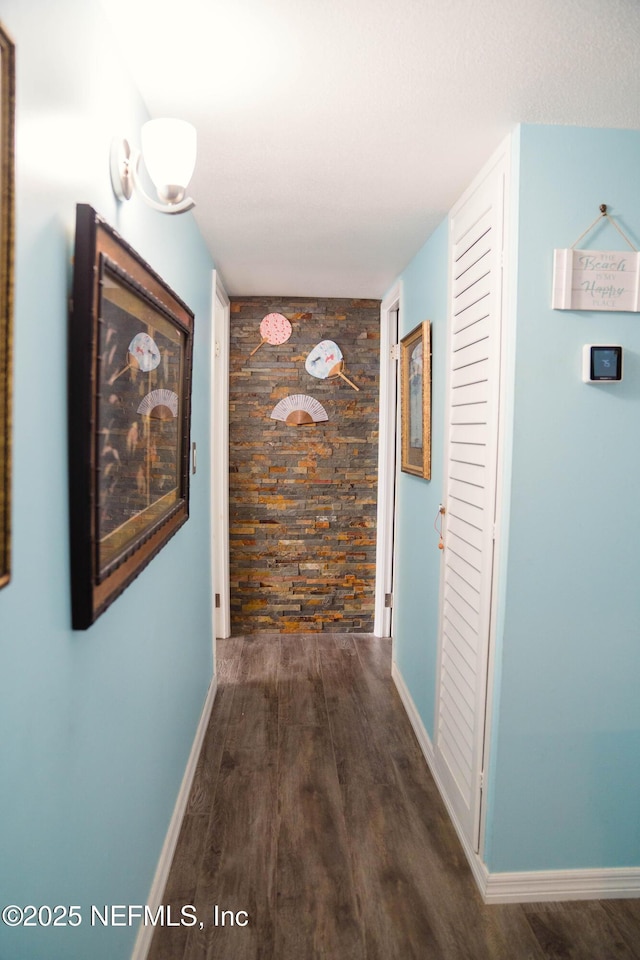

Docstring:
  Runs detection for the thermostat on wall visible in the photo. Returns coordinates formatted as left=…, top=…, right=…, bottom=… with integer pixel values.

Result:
left=582, top=345, right=623, bottom=383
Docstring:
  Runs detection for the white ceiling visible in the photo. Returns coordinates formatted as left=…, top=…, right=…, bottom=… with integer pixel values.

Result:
left=101, top=0, right=640, bottom=298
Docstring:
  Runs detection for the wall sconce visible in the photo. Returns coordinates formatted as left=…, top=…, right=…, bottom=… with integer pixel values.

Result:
left=110, top=118, right=197, bottom=215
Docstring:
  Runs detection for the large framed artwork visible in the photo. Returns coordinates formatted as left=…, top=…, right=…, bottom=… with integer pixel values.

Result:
left=400, top=320, right=431, bottom=479
left=69, top=204, right=194, bottom=628
left=0, top=22, right=15, bottom=591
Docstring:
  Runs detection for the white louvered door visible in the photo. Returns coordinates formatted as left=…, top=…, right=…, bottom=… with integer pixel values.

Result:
left=434, top=154, right=507, bottom=854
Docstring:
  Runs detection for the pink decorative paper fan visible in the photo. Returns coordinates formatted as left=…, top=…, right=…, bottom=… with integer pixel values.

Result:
left=249, top=313, right=292, bottom=356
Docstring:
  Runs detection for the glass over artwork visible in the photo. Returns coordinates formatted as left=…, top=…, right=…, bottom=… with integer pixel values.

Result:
left=68, top=203, right=194, bottom=629
left=96, top=262, right=186, bottom=579
left=409, top=339, right=423, bottom=450
left=400, top=320, right=431, bottom=479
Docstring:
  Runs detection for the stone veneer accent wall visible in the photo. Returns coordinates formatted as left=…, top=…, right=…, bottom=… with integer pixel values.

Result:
left=229, top=296, right=381, bottom=634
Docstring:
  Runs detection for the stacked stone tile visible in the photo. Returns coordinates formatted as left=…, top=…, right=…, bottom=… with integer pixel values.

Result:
left=229, top=297, right=381, bottom=633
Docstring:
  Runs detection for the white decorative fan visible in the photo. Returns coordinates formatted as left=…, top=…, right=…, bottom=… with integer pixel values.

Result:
left=270, top=394, right=328, bottom=426
left=109, top=332, right=161, bottom=383
left=137, top=388, right=179, bottom=420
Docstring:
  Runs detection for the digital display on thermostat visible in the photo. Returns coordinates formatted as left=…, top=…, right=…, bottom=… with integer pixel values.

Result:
left=583, top=345, right=623, bottom=382
left=591, top=346, right=622, bottom=381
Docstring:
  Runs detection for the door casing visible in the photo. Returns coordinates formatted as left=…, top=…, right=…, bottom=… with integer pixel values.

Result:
left=211, top=271, right=231, bottom=643
left=374, top=281, right=402, bottom=638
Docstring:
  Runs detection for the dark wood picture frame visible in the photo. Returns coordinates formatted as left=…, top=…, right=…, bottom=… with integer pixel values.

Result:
left=400, top=320, right=431, bottom=479
left=69, top=204, right=194, bottom=628
left=0, top=22, right=15, bottom=591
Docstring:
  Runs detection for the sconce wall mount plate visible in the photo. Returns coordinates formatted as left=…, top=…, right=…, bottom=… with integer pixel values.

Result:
left=110, top=137, right=134, bottom=202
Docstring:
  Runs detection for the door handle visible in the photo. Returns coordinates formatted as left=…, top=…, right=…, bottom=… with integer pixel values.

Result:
left=435, top=504, right=445, bottom=550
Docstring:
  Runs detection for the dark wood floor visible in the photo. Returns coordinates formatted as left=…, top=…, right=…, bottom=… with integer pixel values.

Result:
left=147, top=634, right=640, bottom=960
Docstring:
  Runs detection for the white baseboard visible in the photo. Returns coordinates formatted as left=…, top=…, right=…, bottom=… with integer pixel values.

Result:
left=391, top=661, right=489, bottom=896
left=391, top=659, right=435, bottom=765
left=131, top=676, right=218, bottom=960
left=391, top=661, right=640, bottom=904
left=483, top=866, right=640, bottom=903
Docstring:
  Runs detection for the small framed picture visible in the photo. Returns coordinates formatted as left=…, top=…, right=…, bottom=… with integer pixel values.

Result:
left=400, top=320, right=431, bottom=479
left=68, top=205, right=194, bottom=628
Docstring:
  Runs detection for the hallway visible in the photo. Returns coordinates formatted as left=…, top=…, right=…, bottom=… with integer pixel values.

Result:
left=147, top=634, right=640, bottom=960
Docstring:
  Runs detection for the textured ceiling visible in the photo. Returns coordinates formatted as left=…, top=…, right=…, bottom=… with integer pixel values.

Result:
left=101, top=0, right=640, bottom=298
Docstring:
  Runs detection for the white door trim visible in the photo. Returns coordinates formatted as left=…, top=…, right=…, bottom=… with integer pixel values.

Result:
left=477, top=134, right=515, bottom=859
left=374, top=281, right=402, bottom=638
left=211, top=272, right=231, bottom=641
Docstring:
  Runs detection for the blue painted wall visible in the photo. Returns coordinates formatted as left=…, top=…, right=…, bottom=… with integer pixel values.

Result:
left=392, top=220, right=448, bottom=739
left=0, top=2, right=215, bottom=958
left=393, top=124, right=640, bottom=875
left=484, top=125, right=640, bottom=872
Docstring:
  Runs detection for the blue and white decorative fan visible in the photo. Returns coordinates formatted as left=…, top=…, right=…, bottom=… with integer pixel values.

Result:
left=109, top=332, right=161, bottom=384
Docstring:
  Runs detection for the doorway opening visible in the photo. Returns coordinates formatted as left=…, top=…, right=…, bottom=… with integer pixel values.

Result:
left=374, top=283, right=401, bottom=638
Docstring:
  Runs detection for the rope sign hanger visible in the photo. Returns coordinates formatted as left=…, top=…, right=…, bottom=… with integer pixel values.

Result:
left=570, top=204, right=638, bottom=252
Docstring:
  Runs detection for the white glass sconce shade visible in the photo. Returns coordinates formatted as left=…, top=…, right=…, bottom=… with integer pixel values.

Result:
left=110, top=118, right=197, bottom=215
left=141, top=119, right=197, bottom=204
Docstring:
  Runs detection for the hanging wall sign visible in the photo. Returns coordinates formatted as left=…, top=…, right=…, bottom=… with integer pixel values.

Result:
left=552, top=249, right=640, bottom=312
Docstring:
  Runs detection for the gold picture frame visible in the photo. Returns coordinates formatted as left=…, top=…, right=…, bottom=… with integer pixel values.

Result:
left=0, top=22, right=15, bottom=590
left=400, top=320, right=431, bottom=479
